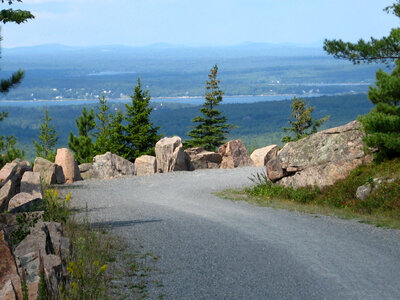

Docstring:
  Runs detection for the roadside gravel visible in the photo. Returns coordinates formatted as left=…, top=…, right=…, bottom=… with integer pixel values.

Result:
left=65, top=166, right=400, bottom=299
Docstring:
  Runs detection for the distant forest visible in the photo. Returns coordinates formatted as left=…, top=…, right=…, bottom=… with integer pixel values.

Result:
left=0, top=93, right=373, bottom=160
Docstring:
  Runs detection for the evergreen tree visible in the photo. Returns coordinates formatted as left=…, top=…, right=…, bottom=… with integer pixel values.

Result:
left=0, top=0, right=33, bottom=167
left=122, top=78, right=161, bottom=161
left=324, top=1, right=400, bottom=161
left=282, top=97, right=330, bottom=143
left=186, top=64, right=232, bottom=151
left=33, top=109, right=58, bottom=161
left=323, top=1, right=400, bottom=64
left=358, top=61, right=400, bottom=161
left=0, top=135, right=23, bottom=167
left=108, top=109, right=126, bottom=156
left=68, top=107, right=96, bottom=164
left=0, top=0, right=34, bottom=93
left=94, top=95, right=112, bottom=155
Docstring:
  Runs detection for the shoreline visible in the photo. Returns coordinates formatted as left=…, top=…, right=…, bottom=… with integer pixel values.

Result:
left=0, top=92, right=339, bottom=103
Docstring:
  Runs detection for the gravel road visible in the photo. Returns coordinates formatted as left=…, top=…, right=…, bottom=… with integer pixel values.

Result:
left=66, top=166, right=400, bottom=299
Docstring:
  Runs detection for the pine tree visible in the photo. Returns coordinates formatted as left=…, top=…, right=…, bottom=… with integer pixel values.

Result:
left=33, top=109, right=58, bottom=162
left=358, top=60, right=400, bottom=161
left=0, top=1, right=34, bottom=93
left=94, top=95, right=112, bottom=155
left=122, top=78, right=161, bottom=161
left=108, top=109, right=126, bottom=156
left=323, top=1, right=400, bottom=64
left=282, top=97, right=330, bottom=143
left=0, top=1, right=33, bottom=167
left=324, top=1, right=400, bottom=161
left=185, top=64, right=232, bottom=151
left=68, top=107, right=96, bottom=164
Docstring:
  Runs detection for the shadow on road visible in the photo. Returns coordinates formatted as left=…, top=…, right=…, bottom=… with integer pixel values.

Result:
left=90, top=219, right=163, bottom=229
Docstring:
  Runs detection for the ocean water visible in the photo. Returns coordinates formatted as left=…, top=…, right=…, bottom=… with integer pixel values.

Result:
left=0, top=94, right=325, bottom=107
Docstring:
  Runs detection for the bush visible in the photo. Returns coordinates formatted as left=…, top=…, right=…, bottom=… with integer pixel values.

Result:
left=42, top=189, right=71, bottom=223
left=359, top=103, right=400, bottom=161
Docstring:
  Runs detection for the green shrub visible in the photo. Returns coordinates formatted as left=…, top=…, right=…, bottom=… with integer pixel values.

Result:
left=10, top=213, right=40, bottom=247
left=59, top=221, right=115, bottom=300
left=359, top=103, right=400, bottom=161
left=42, top=189, right=71, bottom=223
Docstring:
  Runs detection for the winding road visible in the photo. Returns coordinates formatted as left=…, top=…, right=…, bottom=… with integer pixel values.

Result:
left=67, top=166, right=400, bottom=299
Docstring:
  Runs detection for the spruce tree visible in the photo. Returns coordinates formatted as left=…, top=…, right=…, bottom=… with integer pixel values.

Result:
left=108, top=109, right=126, bottom=156
left=122, top=78, right=161, bottom=161
left=68, top=107, right=96, bottom=164
left=94, top=95, right=112, bottom=155
left=186, top=64, right=232, bottom=151
left=281, top=97, right=330, bottom=143
left=33, top=109, right=58, bottom=161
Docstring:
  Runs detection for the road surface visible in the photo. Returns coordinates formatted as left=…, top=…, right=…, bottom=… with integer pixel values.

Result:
left=66, top=167, right=400, bottom=299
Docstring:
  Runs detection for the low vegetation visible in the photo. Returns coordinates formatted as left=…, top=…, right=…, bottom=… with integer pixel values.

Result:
left=7, top=185, right=162, bottom=299
left=223, top=159, right=400, bottom=228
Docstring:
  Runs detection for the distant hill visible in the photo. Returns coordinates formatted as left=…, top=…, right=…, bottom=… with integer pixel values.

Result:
left=3, top=42, right=325, bottom=60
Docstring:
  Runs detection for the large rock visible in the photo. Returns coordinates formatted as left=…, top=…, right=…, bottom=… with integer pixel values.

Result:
left=250, top=145, right=278, bottom=167
left=54, top=148, right=82, bottom=183
left=135, top=155, right=157, bottom=176
left=78, top=163, right=99, bottom=180
left=267, top=121, right=370, bottom=188
left=155, top=137, right=190, bottom=173
left=0, top=160, right=33, bottom=213
left=7, top=193, right=42, bottom=213
left=0, top=163, right=17, bottom=184
left=14, top=222, right=69, bottom=299
left=0, top=225, right=23, bottom=300
left=0, top=159, right=32, bottom=185
left=93, top=152, right=135, bottom=179
left=33, top=157, right=65, bottom=185
left=185, top=147, right=222, bottom=170
left=218, top=140, right=254, bottom=169
left=21, top=171, right=42, bottom=199
left=0, top=180, right=16, bottom=213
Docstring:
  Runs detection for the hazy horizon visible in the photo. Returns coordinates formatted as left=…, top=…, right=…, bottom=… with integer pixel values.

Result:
left=2, top=0, right=398, bottom=48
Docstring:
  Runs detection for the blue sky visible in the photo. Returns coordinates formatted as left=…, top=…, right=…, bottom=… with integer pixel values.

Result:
left=3, top=0, right=399, bottom=48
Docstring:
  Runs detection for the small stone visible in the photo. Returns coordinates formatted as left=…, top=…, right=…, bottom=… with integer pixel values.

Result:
left=356, top=184, right=373, bottom=201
